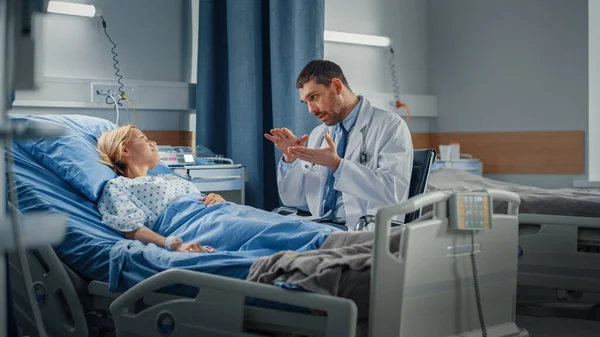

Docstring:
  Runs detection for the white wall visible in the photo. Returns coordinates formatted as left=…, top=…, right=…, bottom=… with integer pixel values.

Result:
left=590, top=0, right=600, bottom=181
left=190, top=0, right=199, bottom=84
left=324, top=0, right=433, bottom=132
left=429, top=0, right=588, bottom=188
left=41, top=0, right=186, bottom=82
left=12, top=0, right=193, bottom=131
left=188, top=0, right=198, bottom=133
left=10, top=107, right=186, bottom=131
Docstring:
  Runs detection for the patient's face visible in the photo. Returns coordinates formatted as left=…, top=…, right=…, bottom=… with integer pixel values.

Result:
left=299, top=79, right=344, bottom=126
left=123, top=129, right=160, bottom=168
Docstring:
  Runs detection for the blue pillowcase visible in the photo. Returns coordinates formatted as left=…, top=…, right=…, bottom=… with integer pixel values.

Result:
left=9, top=114, right=175, bottom=202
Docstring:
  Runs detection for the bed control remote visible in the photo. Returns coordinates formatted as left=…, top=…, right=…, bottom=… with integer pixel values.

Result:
left=449, top=192, right=492, bottom=230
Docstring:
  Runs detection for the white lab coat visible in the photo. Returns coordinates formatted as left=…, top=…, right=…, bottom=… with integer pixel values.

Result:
left=277, top=97, right=413, bottom=228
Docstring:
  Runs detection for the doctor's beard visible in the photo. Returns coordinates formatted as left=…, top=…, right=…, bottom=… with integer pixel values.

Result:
left=324, top=91, right=344, bottom=126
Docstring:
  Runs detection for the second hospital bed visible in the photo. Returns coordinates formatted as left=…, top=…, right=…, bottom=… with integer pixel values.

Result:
left=7, top=114, right=527, bottom=337
left=427, top=168, right=600, bottom=302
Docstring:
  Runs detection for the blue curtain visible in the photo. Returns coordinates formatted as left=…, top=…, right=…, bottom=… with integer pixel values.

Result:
left=196, top=0, right=323, bottom=210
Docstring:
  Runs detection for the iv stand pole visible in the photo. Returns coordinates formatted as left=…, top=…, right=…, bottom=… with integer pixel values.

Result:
left=0, top=0, right=16, bottom=334
left=0, top=1, right=60, bottom=336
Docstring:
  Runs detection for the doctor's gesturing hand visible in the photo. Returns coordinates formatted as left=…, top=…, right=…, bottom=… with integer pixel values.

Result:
left=288, top=133, right=341, bottom=171
left=264, top=128, right=309, bottom=163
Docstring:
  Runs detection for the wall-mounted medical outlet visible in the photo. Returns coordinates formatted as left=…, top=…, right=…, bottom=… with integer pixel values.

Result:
left=91, top=83, right=139, bottom=104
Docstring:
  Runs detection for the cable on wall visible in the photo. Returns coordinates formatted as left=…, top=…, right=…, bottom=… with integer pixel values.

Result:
left=107, top=90, right=120, bottom=126
left=388, top=46, right=410, bottom=124
left=100, top=15, right=125, bottom=104
left=97, top=15, right=140, bottom=125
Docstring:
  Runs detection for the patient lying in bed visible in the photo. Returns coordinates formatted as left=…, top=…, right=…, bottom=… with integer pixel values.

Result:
left=97, top=124, right=244, bottom=253
left=98, top=174, right=224, bottom=253
left=95, top=125, right=377, bottom=305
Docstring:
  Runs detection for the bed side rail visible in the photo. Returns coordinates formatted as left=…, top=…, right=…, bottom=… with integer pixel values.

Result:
left=373, top=189, right=521, bottom=272
left=519, top=214, right=600, bottom=228
left=8, top=245, right=89, bottom=337
left=369, top=189, right=521, bottom=337
left=109, top=268, right=357, bottom=337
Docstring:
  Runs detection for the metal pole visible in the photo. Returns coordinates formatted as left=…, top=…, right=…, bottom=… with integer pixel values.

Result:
left=0, top=0, right=10, bottom=333
left=0, top=2, right=60, bottom=336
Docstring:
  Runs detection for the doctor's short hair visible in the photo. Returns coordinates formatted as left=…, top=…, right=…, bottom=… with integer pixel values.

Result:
left=296, top=60, right=352, bottom=91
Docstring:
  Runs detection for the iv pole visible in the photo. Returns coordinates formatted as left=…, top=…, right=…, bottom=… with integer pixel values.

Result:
left=0, top=1, right=66, bottom=336
left=0, top=1, right=8, bottom=334
left=0, top=0, right=17, bottom=334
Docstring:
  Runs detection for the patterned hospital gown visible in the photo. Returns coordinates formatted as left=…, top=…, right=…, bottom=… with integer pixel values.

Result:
left=98, top=174, right=200, bottom=232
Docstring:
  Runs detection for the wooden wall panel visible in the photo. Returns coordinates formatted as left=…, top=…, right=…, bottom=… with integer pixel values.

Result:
left=144, top=130, right=584, bottom=174
left=411, top=133, right=434, bottom=149
left=434, top=131, right=584, bottom=174
left=412, top=131, right=584, bottom=174
left=143, top=131, right=193, bottom=147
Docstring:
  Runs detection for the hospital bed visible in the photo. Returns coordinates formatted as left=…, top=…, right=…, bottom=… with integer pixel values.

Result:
left=427, top=168, right=600, bottom=306
left=7, top=114, right=527, bottom=337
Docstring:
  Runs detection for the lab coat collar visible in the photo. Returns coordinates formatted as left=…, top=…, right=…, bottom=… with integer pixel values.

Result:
left=340, top=96, right=362, bottom=133
left=343, top=97, right=374, bottom=159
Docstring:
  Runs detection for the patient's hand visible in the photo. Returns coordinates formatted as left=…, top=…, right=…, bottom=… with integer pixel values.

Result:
left=200, top=193, right=226, bottom=206
left=174, top=242, right=204, bottom=253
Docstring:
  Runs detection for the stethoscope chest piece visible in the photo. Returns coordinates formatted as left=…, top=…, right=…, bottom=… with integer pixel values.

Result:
left=360, top=151, right=368, bottom=164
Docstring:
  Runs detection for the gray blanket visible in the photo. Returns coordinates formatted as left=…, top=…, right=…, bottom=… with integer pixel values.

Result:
left=427, top=168, right=600, bottom=217
left=246, top=228, right=404, bottom=321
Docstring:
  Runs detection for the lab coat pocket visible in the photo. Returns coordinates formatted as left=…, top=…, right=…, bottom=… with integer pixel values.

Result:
left=302, top=162, right=321, bottom=184
left=365, top=152, right=378, bottom=170
left=301, top=160, right=317, bottom=172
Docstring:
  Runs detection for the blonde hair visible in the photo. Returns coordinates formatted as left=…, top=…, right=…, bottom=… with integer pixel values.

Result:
left=97, top=124, right=136, bottom=176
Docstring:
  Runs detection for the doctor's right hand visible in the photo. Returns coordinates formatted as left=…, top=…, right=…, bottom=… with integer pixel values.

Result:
left=264, top=128, right=308, bottom=163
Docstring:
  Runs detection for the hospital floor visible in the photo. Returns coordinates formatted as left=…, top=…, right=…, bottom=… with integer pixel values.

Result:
left=516, top=316, right=600, bottom=337
left=515, top=292, right=600, bottom=336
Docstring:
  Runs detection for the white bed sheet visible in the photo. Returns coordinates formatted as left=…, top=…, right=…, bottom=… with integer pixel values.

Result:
left=427, top=168, right=600, bottom=218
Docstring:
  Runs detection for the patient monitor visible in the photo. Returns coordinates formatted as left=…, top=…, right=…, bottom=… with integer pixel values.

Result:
left=158, top=145, right=247, bottom=205
left=157, top=145, right=196, bottom=167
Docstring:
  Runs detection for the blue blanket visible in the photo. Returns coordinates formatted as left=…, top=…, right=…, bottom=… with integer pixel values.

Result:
left=9, top=138, right=338, bottom=293
left=110, top=195, right=336, bottom=292
left=7, top=114, right=341, bottom=296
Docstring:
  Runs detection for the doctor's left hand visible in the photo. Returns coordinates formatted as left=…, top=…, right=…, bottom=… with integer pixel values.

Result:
left=288, top=133, right=341, bottom=171
left=200, top=193, right=226, bottom=206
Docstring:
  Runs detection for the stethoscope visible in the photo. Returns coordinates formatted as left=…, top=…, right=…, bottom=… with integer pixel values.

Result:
left=304, top=118, right=372, bottom=171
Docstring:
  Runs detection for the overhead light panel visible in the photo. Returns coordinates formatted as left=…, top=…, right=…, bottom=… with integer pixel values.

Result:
left=47, top=1, right=97, bottom=17
left=324, top=30, right=391, bottom=48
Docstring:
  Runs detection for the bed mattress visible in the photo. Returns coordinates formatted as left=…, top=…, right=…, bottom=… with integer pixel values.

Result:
left=427, top=168, right=600, bottom=218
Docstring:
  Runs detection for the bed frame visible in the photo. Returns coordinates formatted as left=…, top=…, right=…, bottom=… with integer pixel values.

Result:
left=9, top=190, right=528, bottom=337
left=518, top=214, right=600, bottom=292
left=516, top=214, right=600, bottom=316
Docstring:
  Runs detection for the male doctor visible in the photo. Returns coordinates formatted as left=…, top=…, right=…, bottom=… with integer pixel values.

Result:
left=265, top=60, right=413, bottom=228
